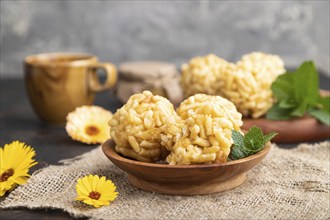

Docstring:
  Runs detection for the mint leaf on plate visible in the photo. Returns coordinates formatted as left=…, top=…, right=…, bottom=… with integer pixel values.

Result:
left=293, top=61, right=319, bottom=106
left=271, top=72, right=295, bottom=101
left=229, top=130, right=248, bottom=160
left=308, top=108, right=330, bottom=126
left=309, top=96, right=330, bottom=125
left=267, top=61, right=330, bottom=125
left=229, top=126, right=278, bottom=160
left=263, top=132, right=278, bottom=144
left=266, top=104, right=293, bottom=120
left=243, top=126, right=264, bottom=152
left=318, top=96, right=330, bottom=112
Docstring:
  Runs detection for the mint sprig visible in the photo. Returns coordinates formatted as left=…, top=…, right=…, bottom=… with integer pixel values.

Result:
left=267, top=61, right=330, bottom=125
left=229, top=126, right=277, bottom=160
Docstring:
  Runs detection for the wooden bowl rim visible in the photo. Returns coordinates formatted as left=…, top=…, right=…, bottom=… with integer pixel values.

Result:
left=102, top=139, right=272, bottom=169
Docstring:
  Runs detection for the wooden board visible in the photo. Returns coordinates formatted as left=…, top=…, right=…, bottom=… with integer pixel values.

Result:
left=242, top=116, right=330, bottom=143
left=242, top=90, right=330, bottom=143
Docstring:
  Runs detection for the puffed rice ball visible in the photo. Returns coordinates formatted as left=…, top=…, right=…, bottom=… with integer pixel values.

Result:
left=180, top=52, right=285, bottom=118
left=180, top=54, right=230, bottom=98
left=109, top=91, right=178, bottom=162
left=163, top=94, right=243, bottom=165
left=218, top=52, right=285, bottom=118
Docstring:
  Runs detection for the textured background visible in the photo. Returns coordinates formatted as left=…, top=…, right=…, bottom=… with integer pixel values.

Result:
left=0, top=0, right=329, bottom=78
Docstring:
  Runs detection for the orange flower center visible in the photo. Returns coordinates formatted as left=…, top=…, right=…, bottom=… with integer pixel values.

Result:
left=85, top=125, right=100, bottom=136
left=89, top=191, right=101, bottom=200
left=0, top=168, right=14, bottom=182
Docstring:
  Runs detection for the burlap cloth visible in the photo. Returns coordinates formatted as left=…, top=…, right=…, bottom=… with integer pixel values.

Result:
left=1, top=142, right=329, bottom=219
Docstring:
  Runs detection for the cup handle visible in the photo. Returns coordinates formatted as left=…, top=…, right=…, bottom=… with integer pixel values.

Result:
left=88, top=62, right=117, bottom=92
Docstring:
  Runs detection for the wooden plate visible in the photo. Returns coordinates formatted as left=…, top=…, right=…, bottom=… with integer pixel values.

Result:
left=102, top=140, right=271, bottom=195
left=242, top=90, right=330, bottom=143
left=242, top=117, right=330, bottom=143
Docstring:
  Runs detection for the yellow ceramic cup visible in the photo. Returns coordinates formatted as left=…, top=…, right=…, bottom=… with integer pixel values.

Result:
left=24, top=52, right=117, bottom=124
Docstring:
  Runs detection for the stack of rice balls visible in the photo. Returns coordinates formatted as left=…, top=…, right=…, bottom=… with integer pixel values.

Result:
left=109, top=91, right=243, bottom=165
left=109, top=52, right=283, bottom=165
left=181, top=52, right=285, bottom=118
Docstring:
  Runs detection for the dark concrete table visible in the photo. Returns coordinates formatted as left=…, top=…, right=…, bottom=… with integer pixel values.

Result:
left=0, top=75, right=329, bottom=219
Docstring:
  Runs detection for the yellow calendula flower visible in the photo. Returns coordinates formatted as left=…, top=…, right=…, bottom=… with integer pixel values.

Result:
left=66, top=106, right=113, bottom=144
left=76, top=174, right=118, bottom=208
left=0, top=141, right=38, bottom=196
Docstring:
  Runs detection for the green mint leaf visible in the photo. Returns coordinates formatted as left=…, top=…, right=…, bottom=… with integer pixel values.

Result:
left=294, top=61, right=319, bottom=106
left=308, top=108, right=330, bottom=126
left=229, top=126, right=277, bottom=161
left=318, top=96, right=330, bottom=112
left=271, top=73, right=295, bottom=100
left=267, top=104, right=294, bottom=120
left=267, top=61, right=329, bottom=125
left=278, top=99, right=297, bottom=109
left=232, top=130, right=245, bottom=149
left=290, top=100, right=308, bottom=117
left=263, top=132, right=278, bottom=145
left=243, top=126, right=264, bottom=150
left=229, top=145, right=247, bottom=160
left=307, top=96, right=330, bottom=125
left=229, top=130, right=247, bottom=160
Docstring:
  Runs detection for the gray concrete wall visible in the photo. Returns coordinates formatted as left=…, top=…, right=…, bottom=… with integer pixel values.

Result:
left=1, top=0, right=329, bottom=78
